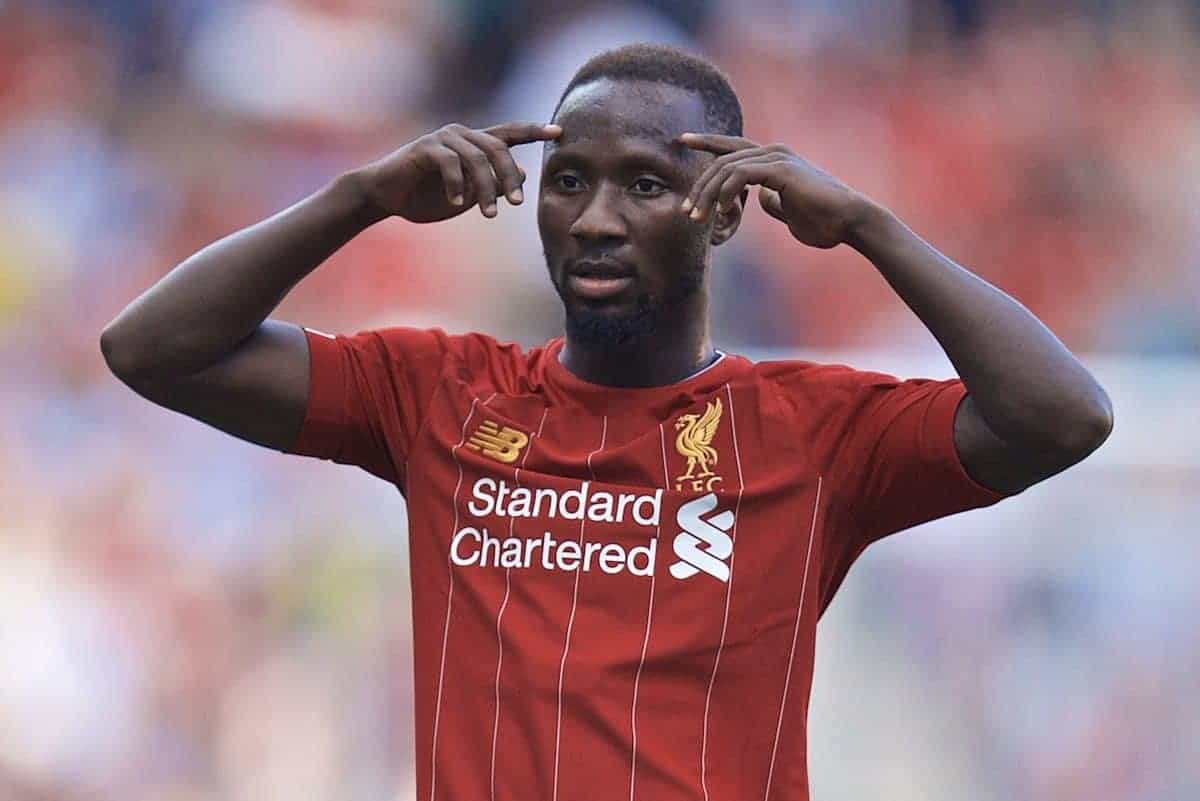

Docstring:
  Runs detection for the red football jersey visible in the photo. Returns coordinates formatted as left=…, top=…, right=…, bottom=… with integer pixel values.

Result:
left=290, top=326, right=1005, bottom=801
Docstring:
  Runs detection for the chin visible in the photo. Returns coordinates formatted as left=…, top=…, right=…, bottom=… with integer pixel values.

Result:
left=564, top=300, right=657, bottom=347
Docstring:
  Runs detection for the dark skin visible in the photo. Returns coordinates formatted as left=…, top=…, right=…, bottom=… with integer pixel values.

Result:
left=101, top=78, right=1112, bottom=495
left=539, top=80, right=733, bottom=387
left=545, top=80, right=1112, bottom=493
left=99, top=120, right=561, bottom=451
left=670, top=123, right=1114, bottom=494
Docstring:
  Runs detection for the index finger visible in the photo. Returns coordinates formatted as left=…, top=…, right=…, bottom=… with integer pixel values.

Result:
left=678, top=132, right=760, bottom=155
left=483, top=122, right=563, bottom=146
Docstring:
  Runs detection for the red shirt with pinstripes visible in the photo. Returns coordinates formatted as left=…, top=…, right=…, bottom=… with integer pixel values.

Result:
left=289, top=326, right=1005, bottom=801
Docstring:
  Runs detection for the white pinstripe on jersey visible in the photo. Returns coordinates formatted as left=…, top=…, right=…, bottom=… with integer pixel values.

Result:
left=429, top=396, right=481, bottom=801
left=699, top=383, right=744, bottom=801
left=552, top=415, right=608, bottom=801
left=763, top=475, right=823, bottom=801
left=490, top=407, right=549, bottom=801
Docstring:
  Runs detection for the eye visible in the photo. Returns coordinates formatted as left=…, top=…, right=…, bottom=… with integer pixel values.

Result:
left=631, top=177, right=666, bottom=195
left=554, top=173, right=583, bottom=191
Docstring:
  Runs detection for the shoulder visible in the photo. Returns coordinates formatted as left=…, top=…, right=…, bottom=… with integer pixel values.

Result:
left=369, top=327, right=548, bottom=392
left=352, top=326, right=525, bottom=362
left=754, top=357, right=899, bottom=387
left=750, top=357, right=904, bottom=412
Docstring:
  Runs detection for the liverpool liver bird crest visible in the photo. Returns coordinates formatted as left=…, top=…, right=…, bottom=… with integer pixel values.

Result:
left=674, top=398, right=723, bottom=489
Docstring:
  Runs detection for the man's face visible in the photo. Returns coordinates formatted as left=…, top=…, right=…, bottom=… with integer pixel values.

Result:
left=538, top=79, right=718, bottom=346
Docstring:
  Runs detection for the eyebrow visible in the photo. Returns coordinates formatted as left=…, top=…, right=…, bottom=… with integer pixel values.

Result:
left=545, top=145, right=687, bottom=176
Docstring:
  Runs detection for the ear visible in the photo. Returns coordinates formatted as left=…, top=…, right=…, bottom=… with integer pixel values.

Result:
left=709, top=188, right=748, bottom=247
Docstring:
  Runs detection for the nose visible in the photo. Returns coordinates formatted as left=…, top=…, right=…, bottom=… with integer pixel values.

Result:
left=569, top=182, right=627, bottom=243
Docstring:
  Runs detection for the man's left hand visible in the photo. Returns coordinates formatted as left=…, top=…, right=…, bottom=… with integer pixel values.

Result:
left=679, top=133, right=868, bottom=249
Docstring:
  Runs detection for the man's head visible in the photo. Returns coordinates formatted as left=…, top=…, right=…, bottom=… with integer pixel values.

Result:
left=538, top=44, right=744, bottom=348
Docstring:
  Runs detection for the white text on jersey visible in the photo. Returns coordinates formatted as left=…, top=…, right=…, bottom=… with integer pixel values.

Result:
left=451, top=527, right=657, bottom=576
left=468, top=478, right=662, bottom=527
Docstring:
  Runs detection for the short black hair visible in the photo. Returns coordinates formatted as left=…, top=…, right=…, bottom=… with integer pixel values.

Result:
left=552, top=43, right=743, bottom=137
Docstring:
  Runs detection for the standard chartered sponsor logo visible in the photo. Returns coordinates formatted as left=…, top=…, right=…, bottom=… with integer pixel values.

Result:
left=451, top=527, right=657, bottom=576
left=452, top=479, right=735, bottom=580
left=467, top=477, right=662, bottom=526
left=669, top=493, right=735, bottom=582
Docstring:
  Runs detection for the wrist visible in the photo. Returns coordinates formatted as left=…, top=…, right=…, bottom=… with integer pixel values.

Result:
left=842, top=196, right=897, bottom=254
left=333, top=168, right=391, bottom=229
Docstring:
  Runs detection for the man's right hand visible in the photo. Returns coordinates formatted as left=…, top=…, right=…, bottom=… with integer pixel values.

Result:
left=355, top=122, right=562, bottom=223
left=102, top=122, right=561, bottom=454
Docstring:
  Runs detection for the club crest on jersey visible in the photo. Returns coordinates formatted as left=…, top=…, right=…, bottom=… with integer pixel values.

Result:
left=466, top=420, right=529, bottom=464
left=670, top=493, right=735, bottom=582
left=673, top=398, right=724, bottom=492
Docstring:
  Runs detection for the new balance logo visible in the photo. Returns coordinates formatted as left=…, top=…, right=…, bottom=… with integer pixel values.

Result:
left=466, top=420, right=529, bottom=464
left=669, top=493, right=735, bottom=582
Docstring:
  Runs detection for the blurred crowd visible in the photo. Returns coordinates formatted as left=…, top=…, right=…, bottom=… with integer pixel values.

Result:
left=1, top=1, right=1198, bottom=800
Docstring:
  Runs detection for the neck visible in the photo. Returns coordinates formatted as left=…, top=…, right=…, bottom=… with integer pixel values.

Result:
left=559, top=299, right=714, bottom=388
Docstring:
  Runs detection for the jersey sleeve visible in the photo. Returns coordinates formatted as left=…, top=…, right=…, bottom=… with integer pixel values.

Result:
left=831, top=374, right=1006, bottom=542
left=796, top=369, right=1010, bottom=612
left=285, top=326, right=454, bottom=487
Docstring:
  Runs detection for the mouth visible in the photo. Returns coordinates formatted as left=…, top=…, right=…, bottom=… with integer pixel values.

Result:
left=565, top=260, right=637, bottom=301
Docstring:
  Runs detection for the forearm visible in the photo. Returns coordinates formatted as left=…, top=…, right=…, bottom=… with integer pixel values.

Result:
left=846, top=201, right=1112, bottom=451
left=101, top=170, right=384, bottom=380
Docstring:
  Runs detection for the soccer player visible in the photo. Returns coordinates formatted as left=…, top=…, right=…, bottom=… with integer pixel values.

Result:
left=102, top=44, right=1111, bottom=801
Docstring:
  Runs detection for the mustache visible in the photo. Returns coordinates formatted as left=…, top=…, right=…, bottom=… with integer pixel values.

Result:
left=562, top=257, right=637, bottom=278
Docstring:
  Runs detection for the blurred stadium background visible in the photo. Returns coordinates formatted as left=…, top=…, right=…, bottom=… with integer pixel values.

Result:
left=2, top=0, right=1198, bottom=799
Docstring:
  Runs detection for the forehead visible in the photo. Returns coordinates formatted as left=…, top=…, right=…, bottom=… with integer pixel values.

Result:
left=550, top=78, right=708, bottom=154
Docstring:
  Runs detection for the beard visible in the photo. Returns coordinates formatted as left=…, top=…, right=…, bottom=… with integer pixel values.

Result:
left=551, top=258, right=705, bottom=348
left=564, top=293, right=657, bottom=347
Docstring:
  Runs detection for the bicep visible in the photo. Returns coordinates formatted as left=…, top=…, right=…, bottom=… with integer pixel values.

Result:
left=953, top=392, right=1081, bottom=495
left=119, top=320, right=310, bottom=452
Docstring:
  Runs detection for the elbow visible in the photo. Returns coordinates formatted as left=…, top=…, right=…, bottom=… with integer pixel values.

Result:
left=100, top=322, right=153, bottom=384
left=1054, top=388, right=1114, bottom=460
